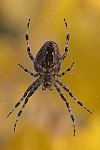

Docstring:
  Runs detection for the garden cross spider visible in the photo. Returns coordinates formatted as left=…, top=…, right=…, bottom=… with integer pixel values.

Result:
left=7, top=18, right=92, bottom=136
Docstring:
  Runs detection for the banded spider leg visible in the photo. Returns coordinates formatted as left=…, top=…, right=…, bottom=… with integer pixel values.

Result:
left=7, top=77, right=43, bottom=131
left=54, top=18, right=70, bottom=70
left=25, top=19, right=43, bottom=71
left=55, top=78, right=92, bottom=114
left=52, top=81, right=76, bottom=136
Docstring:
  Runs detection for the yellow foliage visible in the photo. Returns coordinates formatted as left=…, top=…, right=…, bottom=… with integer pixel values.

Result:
left=0, top=0, right=100, bottom=150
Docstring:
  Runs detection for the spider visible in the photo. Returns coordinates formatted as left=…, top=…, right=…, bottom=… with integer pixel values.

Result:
left=7, top=18, right=92, bottom=136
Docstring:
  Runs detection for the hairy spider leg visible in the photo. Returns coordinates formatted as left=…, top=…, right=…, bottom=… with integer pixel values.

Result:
left=52, top=81, right=76, bottom=136
left=55, top=78, right=92, bottom=114
left=18, top=64, right=39, bottom=77
left=14, top=78, right=43, bottom=131
left=7, top=83, right=33, bottom=117
left=64, top=18, right=70, bottom=52
left=54, top=18, right=70, bottom=70
left=7, top=78, right=42, bottom=118
left=25, top=19, right=43, bottom=71
left=55, top=62, right=74, bottom=77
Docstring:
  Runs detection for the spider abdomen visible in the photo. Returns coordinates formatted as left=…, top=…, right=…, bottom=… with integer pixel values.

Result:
left=34, top=41, right=61, bottom=73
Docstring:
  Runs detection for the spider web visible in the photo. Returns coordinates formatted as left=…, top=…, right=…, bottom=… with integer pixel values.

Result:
left=0, top=0, right=100, bottom=149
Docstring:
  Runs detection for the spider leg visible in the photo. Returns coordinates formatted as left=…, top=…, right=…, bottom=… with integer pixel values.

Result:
left=64, top=18, right=70, bottom=52
left=14, top=78, right=43, bottom=131
left=54, top=18, right=70, bottom=69
left=25, top=19, right=35, bottom=62
left=25, top=19, right=43, bottom=70
left=7, top=77, right=43, bottom=118
left=52, top=81, right=76, bottom=136
left=18, top=64, right=39, bottom=77
left=55, top=78, right=92, bottom=114
left=55, top=62, right=74, bottom=77
left=7, top=82, right=35, bottom=118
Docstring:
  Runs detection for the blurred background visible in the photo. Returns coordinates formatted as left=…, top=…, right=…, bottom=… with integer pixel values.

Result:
left=0, top=0, right=100, bottom=149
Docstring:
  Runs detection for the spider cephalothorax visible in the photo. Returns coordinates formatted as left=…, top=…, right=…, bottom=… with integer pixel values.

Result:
left=7, top=18, right=92, bottom=136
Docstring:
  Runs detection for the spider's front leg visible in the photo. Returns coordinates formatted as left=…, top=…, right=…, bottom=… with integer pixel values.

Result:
left=7, top=77, right=43, bottom=118
left=14, top=77, right=44, bottom=131
left=52, top=81, right=76, bottom=136
left=7, top=81, right=35, bottom=118
left=55, top=78, right=92, bottom=114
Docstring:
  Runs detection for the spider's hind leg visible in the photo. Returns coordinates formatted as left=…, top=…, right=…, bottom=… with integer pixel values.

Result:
left=64, top=18, right=70, bottom=52
left=25, top=19, right=43, bottom=70
left=25, top=19, right=35, bottom=63
left=54, top=18, right=70, bottom=69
